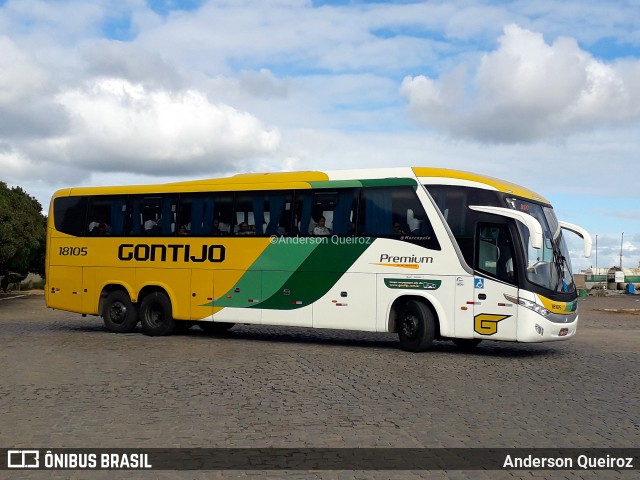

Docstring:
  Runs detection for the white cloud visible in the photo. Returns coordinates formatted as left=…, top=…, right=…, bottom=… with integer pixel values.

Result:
left=402, top=24, right=640, bottom=142
left=53, top=78, right=281, bottom=175
left=0, top=36, right=47, bottom=103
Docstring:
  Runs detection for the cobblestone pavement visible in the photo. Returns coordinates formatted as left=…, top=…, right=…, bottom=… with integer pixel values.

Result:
left=1, top=293, right=638, bottom=479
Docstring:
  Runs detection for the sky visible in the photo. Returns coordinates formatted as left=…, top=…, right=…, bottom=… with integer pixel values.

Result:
left=1, top=0, right=639, bottom=272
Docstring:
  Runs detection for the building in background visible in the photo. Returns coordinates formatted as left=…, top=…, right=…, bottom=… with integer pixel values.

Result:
left=579, top=267, right=640, bottom=291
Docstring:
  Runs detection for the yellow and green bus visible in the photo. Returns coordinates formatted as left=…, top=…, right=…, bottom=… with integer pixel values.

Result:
left=46, top=167, right=591, bottom=351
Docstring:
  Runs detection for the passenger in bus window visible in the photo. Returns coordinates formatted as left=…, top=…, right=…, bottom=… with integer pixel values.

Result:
left=89, top=222, right=109, bottom=235
left=313, top=216, right=331, bottom=236
left=144, top=218, right=157, bottom=232
left=211, top=219, right=222, bottom=235
left=178, top=225, right=189, bottom=236
left=237, top=222, right=255, bottom=236
left=393, top=222, right=410, bottom=235
left=148, top=218, right=162, bottom=235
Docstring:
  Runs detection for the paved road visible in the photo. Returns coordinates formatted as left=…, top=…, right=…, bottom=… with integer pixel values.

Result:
left=1, top=293, right=638, bottom=479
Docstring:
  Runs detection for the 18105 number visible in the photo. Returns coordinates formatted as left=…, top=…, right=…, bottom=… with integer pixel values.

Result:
left=59, top=246, right=88, bottom=256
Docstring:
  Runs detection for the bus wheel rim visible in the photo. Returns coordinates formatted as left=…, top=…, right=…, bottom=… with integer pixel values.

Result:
left=109, top=302, right=127, bottom=324
left=149, top=306, right=164, bottom=326
left=401, top=313, right=418, bottom=339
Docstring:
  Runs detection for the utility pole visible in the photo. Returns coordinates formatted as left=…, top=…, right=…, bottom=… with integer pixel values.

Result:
left=619, top=232, right=624, bottom=269
left=595, top=234, right=598, bottom=284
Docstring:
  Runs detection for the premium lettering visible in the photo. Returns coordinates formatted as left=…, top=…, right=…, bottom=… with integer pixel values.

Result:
left=379, top=253, right=433, bottom=264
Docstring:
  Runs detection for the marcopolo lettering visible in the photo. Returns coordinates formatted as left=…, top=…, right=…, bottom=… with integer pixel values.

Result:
left=118, top=244, right=225, bottom=263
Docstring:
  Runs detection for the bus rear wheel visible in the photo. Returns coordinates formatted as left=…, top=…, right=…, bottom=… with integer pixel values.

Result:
left=140, top=292, right=175, bottom=336
left=397, top=299, right=435, bottom=352
left=198, top=322, right=235, bottom=334
left=102, top=290, right=138, bottom=333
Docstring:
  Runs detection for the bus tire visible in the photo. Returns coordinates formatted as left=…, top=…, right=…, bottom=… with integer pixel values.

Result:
left=140, top=292, right=175, bottom=336
left=198, top=322, right=235, bottom=334
left=397, top=299, right=435, bottom=352
left=102, top=290, right=138, bottom=333
left=453, top=338, right=482, bottom=349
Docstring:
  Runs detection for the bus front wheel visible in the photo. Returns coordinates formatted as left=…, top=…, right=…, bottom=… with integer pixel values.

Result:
left=140, top=292, right=175, bottom=336
left=102, top=290, right=138, bottom=333
left=397, top=299, right=435, bottom=352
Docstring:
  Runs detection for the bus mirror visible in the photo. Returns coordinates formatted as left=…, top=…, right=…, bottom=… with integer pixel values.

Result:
left=559, top=221, right=592, bottom=258
left=469, top=205, right=543, bottom=250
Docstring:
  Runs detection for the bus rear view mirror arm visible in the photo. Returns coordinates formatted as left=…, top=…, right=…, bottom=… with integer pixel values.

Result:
left=469, top=205, right=543, bottom=250
left=559, top=221, right=592, bottom=258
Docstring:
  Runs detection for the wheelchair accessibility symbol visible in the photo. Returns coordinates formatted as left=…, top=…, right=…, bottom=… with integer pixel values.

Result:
left=474, top=278, right=484, bottom=289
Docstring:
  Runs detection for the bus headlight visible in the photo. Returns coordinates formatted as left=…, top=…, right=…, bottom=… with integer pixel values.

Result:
left=504, top=294, right=551, bottom=317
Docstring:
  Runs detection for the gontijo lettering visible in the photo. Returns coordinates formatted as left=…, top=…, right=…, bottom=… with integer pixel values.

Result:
left=118, top=244, right=225, bottom=263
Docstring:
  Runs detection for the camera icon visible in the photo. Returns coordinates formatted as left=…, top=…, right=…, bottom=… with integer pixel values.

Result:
left=7, top=450, right=40, bottom=468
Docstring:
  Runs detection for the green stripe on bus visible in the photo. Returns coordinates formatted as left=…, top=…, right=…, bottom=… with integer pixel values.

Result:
left=308, top=178, right=417, bottom=189
left=252, top=240, right=373, bottom=310
left=208, top=242, right=319, bottom=308
left=359, top=178, right=417, bottom=187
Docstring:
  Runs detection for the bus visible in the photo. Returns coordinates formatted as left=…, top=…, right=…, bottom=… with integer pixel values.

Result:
left=45, top=167, right=592, bottom=352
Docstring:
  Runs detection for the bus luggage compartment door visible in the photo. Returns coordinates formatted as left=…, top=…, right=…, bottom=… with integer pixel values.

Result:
left=313, top=273, right=376, bottom=331
left=47, top=265, right=83, bottom=313
left=191, top=269, right=213, bottom=321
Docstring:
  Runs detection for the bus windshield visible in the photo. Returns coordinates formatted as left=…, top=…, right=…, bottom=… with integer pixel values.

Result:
left=506, top=198, right=575, bottom=294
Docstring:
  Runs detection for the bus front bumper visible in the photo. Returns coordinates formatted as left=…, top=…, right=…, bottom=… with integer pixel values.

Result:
left=517, top=309, right=578, bottom=342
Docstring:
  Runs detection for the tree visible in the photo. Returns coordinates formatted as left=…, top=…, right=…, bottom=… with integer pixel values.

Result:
left=0, top=182, right=47, bottom=291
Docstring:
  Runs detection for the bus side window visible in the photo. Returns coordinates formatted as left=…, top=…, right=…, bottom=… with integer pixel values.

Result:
left=128, top=196, right=177, bottom=236
left=234, top=193, right=256, bottom=235
left=359, top=186, right=439, bottom=249
left=86, top=195, right=127, bottom=236
left=234, top=191, right=293, bottom=236
left=302, top=189, right=356, bottom=236
left=53, top=196, right=87, bottom=236
left=293, top=190, right=313, bottom=236
left=181, top=193, right=232, bottom=236
left=476, top=223, right=516, bottom=284
left=359, top=188, right=393, bottom=236
left=267, top=192, right=293, bottom=236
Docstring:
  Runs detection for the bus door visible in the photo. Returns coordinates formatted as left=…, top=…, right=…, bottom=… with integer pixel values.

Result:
left=472, top=223, right=518, bottom=341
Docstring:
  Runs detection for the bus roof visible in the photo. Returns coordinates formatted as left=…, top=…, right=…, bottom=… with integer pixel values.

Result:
left=412, top=167, right=550, bottom=204
left=53, top=167, right=550, bottom=204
